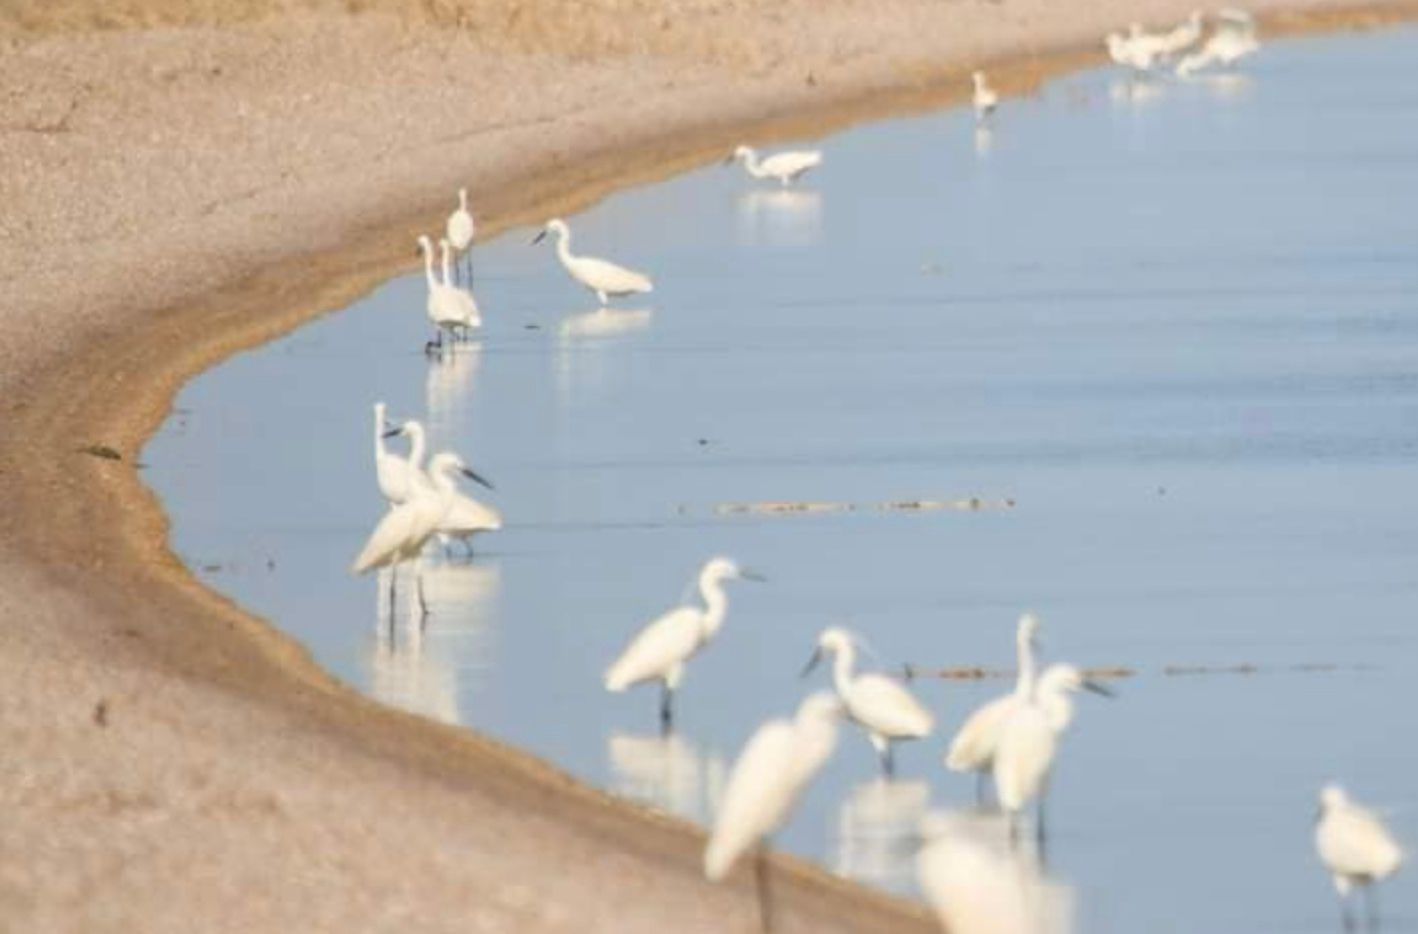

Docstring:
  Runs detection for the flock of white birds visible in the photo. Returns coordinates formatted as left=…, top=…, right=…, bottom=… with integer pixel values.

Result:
left=346, top=27, right=1405, bottom=931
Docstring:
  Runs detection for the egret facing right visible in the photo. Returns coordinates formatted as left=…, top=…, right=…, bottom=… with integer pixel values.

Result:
left=1315, top=784, right=1403, bottom=931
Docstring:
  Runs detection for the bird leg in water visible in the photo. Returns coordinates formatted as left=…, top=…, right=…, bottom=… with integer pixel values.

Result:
left=658, top=683, right=674, bottom=735
left=754, top=843, right=776, bottom=933
left=414, top=562, right=429, bottom=624
left=975, top=771, right=990, bottom=808
left=880, top=743, right=896, bottom=779
left=1362, top=885, right=1380, bottom=932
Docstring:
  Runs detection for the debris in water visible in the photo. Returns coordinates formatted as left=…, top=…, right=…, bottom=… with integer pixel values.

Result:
left=77, top=444, right=122, bottom=461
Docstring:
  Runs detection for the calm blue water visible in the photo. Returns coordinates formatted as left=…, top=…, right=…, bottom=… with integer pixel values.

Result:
left=148, top=28, right=1418, bottom=932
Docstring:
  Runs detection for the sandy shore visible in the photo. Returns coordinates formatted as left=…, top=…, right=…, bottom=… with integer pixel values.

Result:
left=1, top=1, right=1414, bottom=929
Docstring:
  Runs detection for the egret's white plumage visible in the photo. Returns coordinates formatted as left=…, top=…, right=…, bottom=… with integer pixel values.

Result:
left=1106, top=31, right=1159, bottom=73
left=424, top=449, right=500, bottom=554
left=805, top=627, right=933, bottom=776
left=439, top=237, right=481, bottom=332
left=1315, top=784, right=1403, bottom=928
left=374, top=415, right=428, bottom=507
left=351, top=451, right=465, bottom=576
left=946, top=614, right=1040, bottom=786
left=1176, top=9, right=1259, bottom=75
left=1155, top=10, right=1204, bottom=57
left=418, top=235, right=475, bottom=349
left=534, top=218, right=653, bottom=306
left=972, top=71, right=999, bottom=120
left=730, top=145, right=823, bottom=187
left=604, top=557, right=762, bottom=727
left=446, top=187, right=476, bottom=285
left=704, top=692, right=844, bottom=881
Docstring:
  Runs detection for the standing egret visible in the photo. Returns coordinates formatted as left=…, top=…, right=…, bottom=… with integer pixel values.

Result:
left=440, top=237, right=481, bottom=338
left=446, top=187, right=476, bottom=284
left=946, top=613, right=1040, bottom=802
left=972, top=71, right=999, bottom=121
left=728, top=145, right=823, bottom=187
left=1177, top=9, right=1259, bottom=75
left=993, top=664, right=1112, bottom=847
left=425, top=450, right=500, bottom=556
left=375, top=416, right=428, bottom=506
left=417, top=235, right=474, bottom=353
left=802, top=627, right=934, bottom=777
left=604, top=557, right=764, bottom=730
left=704, top=692, right=845, bottom=931
left=1106, top=31, right=1159, bottom=73
left=1155, top=10, right=1204, bottom=57
left=1315, top=784, right=1403, bottom=931
left=532, top=218, right=653, bottom=306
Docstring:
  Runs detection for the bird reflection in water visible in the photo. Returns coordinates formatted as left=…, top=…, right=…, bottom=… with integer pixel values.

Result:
left=974, top=124, right=995, bottom=159
left=424, top=339, right=483, bottom=441
left=917, top=810, right=1074, bottom=934
left=607, top=729, right=727, bottom=825
left=1109, top=77, right=1165, bottom=107
left=735, top=189, right=824, bottom=249
left=368, top=561, right=501, bottom=727
left=1194, top=72, right=1254, bottom=103
left=832, top=777, right=931, bottom=890
left=554, top=307, right=653, bottom=405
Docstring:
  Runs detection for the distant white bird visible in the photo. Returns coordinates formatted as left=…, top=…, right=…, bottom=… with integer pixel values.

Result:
left=1106, top=31, right=1159, bottom=73
left=533, top=218, right=653, bottom=306
left=803, top=627, right=934, bottom=776
left=417, top=235, right=475, bottom=353
left=425, top=449, right=500, bottom=556
left=946, top=613, right=1040, bottom=801
left=1315, top=784, right=1403, bottom=930
left=439, top=237, right=481, bottom=337
left=993, top=664, right=1111, bottom=845
left=446, top=187, right=476, bottom=284
left=604, top=557, right=764, bottom=729
left=374, top=415, right=428, bottom=507
left=1177, top=9, right=1259, bottom=76
left=972, top=71, right=999, bottom=121
left=1155, top=10, right=1204, bottom=57
left=704, top=692, right=844, bottom=929
left=729, top=145, right=823, bottom=187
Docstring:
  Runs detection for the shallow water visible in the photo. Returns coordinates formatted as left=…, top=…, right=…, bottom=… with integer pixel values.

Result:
left=148, top=28, right=1418, bottom=932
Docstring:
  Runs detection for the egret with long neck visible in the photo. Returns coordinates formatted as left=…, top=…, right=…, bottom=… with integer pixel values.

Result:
left=533, top=218, right=653, bottom=307
left=945, top=613, right=1041, bottom=801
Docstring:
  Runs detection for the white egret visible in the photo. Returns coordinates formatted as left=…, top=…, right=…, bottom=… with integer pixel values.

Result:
left=1155, top=10, right=1204, bottom=57
left=417, top=234, right=475, bottom=353
left=1105, top=31, right=1159, bottom=73
left=803, top=627, right=934, bottom=776
left=1315, top=784, right=1403, bottom=930
left=972, top=71, right=999, bottom=121
left=993, top=663, right=1112, bottom=846
left=704, top=692, right=845, bottom=930
left=1177, top=9, right=1259, bottom=76
left=424, top=449, right=500, bottom=557
left=604, top=557, right=764, bottom=730
left=446, top=187, right=476, bottom=284
left=439, top=237, right=481, bottom=338
left=945, top=613, right=1040, bottom=801
left=728, top=145, right=823, bottom=187
left=374, top=416, right=428, bottom=507
left=532, top=218, right=653, bottom=306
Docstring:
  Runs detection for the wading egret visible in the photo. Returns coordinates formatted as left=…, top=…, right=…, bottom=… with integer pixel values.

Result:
left=1177, top=9, right=1258, bottom=75
left=425, top=450, right=500, bottom=556
left=417, top=235, right=475, bottom=353
left=1315, top=784, right=1403, bottom=931
left=704, top=692, right=844, bottom=930
left=532, top=218, right=653, bottom=306
left=604, top=557, right=764, bottom=730
left=803, top=627, right=934, bottom=776
left=446, top=187, right=476, bottom=284
left=972, top=71, right=999, bottom=120
left=375, top=416, right=428, bottom=506
left=439, top=237, right=481, bottom=337
left=1155, top=10, right=1204, bottom=57
left=1106, top=31, right=1159, bottom=73
left=993, top=664, right=1112, bottom=847
left=946, top=613, right=1040, bottom=802
left=728, top=145, right=823, bottom=187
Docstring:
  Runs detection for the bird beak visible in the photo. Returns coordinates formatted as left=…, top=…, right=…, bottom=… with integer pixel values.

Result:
left=739, top=568, right=767, bottom=582
left=381, top=427, right=403, bottom=439
left=460, top=466, right=495, bottom=490
left=531, top=230, right=546, bottom=245
left=800, top=648, right=823, bottom=678
left=1084, top=680, right=1115, bottom=698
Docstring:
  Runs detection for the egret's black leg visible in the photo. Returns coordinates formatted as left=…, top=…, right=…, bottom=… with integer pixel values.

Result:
left=754, top=843, right=776, bottom=933
left=659, top=684, right=674, bottom=735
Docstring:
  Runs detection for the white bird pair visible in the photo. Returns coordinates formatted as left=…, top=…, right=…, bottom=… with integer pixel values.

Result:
left=1177, top=9, right=1260, bottom=76
left=416, top=234, right=480, bottom=354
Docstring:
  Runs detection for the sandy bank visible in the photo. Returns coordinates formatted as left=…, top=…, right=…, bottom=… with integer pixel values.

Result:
left=1, top=1, right=1414, bottom=929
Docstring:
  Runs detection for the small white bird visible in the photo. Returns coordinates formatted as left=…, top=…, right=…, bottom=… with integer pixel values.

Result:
left=993, top=664, right=1111, bottom=845
left=704, top=692, right=844, bottom=928
left=1106, top=31, right=1159, bottom=73
left=425, top=449, right=500, bottom=556
left=803, top=627, right=934, bottom=776
left=439, top=237, right=481, bottom=337
left=946, top=613, right=1041, bottom=801
left=417, top=235, right=475, bottom=353
left=972, top=71, right=999, bottom=121
left=604, top=557, right=764, bottom=729
left=1177, top=9, right=1259, bottom=76
left=1155, top=10, right=1204, bottom=57
left=374, top=414, right=428, bottom=507
left=533, top=218, right=653, bottom=306
left=446, top=187, right=476, bottom=284
left=1315, top=784, right=1403, bottom=930
left=729, top=145, right=823, bottom=187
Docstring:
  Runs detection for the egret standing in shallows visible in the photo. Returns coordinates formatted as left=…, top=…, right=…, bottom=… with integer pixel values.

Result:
left=604, top=557, right=765, bottom=730
left=728, top=145, right=823, bottom=187
left=533, top=218, right=653, bottom=307
left=802, top=627, right=934, bottom=777
left=374, top=414, right=428, bottom=507
left=446, top=187, right=475, bottom=284
left=972, top=71, right=999, bottom=121
left=1176, top=9, right=1259, bottom=76
left=1154, top=10, right=1204, bottom=58
left=1105, top=31, right=1159, bottom=74
left=1315, top=784, right=1403, bottom=931
left=417, top=235, right=475, bottom=353
left=351, top=452, right=490, bottom=619
left=993, top=664, right=1112, bottom=847
left=440, top=238, right=481, bottom=337
left=946, top=613, right=1040, bottom=802
left=425, top=449, right=501, bottom=556
left=704, top=692, right=844, bottom=931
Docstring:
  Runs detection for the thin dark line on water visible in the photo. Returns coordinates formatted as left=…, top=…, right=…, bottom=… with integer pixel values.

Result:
left=900, top=661, right=1382, bottom=682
